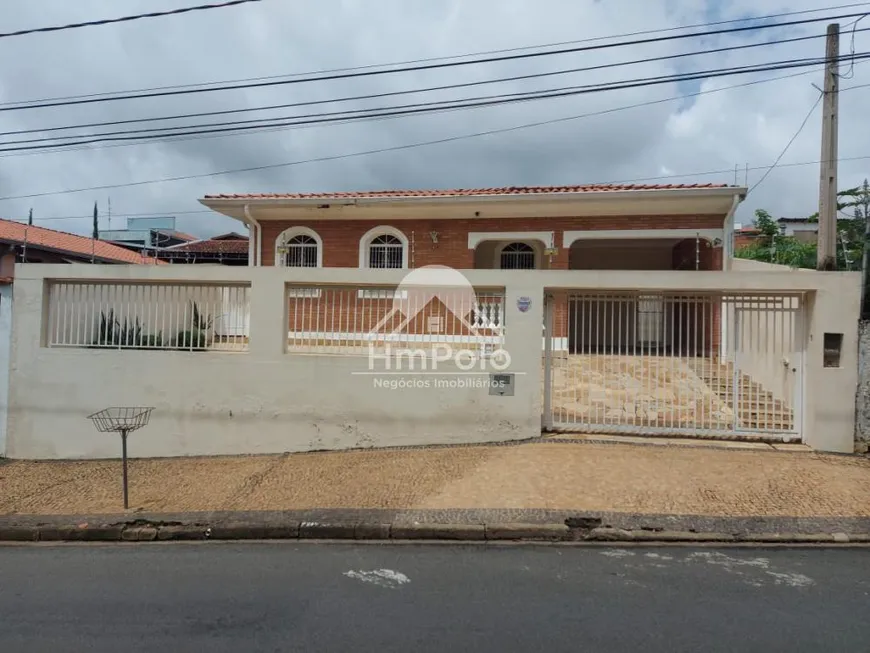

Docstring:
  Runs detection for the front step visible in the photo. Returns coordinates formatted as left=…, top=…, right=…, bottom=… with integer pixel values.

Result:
left=686, top=358, right=796, bottom=434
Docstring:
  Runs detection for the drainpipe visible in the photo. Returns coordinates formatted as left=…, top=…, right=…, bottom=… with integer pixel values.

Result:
left=720, top=194, right=741, bottom=362
left=243, top=204, right=261, bottom=266
left=722, top=194, right=741, bottom=271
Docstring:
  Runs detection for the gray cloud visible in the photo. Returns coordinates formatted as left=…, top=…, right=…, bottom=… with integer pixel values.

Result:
left=0, top=0, right=867, bottom=237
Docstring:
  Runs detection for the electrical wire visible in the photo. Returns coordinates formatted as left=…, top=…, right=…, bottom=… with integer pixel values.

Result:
left=3, top=11, right=868, bottom=113
left=2, top=67, right=865, bottom=201
left=748, top=93, right=824, bottom=194
left=1, top=67, right=833, bottom=161
left=5, top=2, right=867, bottom=109
left=8, top=28, right=869, bottom=140
left=3, top=53, right=868, bottom=154
left=839, top=13, right=870, bottom=78
left=0, top=0, right=262, bottom=39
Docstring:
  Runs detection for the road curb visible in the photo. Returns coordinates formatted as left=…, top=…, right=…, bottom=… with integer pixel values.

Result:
left=391, top=523, right=485, bottom=540
left=1, top=520, right=869, bottom=545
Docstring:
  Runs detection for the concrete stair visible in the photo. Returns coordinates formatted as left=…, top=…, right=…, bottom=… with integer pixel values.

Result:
left=687, top=359, right=794, bottom=431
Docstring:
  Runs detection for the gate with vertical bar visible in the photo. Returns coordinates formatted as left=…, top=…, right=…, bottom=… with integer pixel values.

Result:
left=542, top=290, right=805, bottom=440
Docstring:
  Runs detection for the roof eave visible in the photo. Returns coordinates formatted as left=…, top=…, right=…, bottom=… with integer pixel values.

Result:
left=0, top=238, right=138, bottom=265
left=200, top=186, right=746, bottom=210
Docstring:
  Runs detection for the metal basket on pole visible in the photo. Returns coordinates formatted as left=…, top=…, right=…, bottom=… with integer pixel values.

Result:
left=87, top=407, right=154, bottom=509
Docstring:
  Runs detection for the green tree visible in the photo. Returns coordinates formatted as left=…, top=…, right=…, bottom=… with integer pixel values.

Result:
left=92, top=202, right=99, bottom=240
left=736, top=209, right=816, bottom=268
left=736, top=180, right=870, bottom=271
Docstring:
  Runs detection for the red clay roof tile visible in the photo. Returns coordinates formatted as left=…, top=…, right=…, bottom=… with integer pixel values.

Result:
left=165, top=236, right=248, bottom=254
left=203, top=183, right=731, bottom=201
left=0, top=219, right=162, bottom=264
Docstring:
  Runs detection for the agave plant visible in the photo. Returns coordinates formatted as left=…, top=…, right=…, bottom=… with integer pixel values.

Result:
left=94, top=310, right=119, bottom=346
left=191, top=301, right=214, bottom=331
left=118, top=317, right=143, bottom=348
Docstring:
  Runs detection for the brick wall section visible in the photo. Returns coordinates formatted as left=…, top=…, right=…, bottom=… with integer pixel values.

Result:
left=261, top=214, right=725, bottom=268
left=287, top=291, right=502, bottom=341
left=734, top=230, right=760, bottom=249
left=269, top=214, right=725, bottom=350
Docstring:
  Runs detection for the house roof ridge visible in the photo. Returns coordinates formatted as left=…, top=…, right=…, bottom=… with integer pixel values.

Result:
left=201, top=182, right=736, bottom=201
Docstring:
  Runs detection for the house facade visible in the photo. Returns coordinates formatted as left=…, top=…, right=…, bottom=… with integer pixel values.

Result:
left=200, top=183, right=741, bottom=273
left=101, top=216, right=196, bottom=252
left=201, top=183, right=744, bottom=354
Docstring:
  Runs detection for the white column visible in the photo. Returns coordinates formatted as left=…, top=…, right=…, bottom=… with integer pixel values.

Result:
left=0, top=285, right=12, bottom=456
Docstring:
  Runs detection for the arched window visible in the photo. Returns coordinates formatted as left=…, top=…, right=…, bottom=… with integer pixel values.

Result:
left=284, top=234, right=318, bottom=268
left=358, top=226, right=408, bottom=269
left=275, top=227, right=322, bottom=268
left=358, top=226, right=409, bottom=299
left=499, top=242, right=536, bottom=270
left=369, top=234, right=403, bottom=269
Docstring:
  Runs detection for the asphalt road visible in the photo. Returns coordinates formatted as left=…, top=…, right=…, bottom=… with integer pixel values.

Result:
left=0, top=543, right=867, bottom=652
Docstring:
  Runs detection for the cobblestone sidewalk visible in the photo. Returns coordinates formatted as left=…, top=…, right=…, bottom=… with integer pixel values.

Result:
left=1, top=439, right=868, bottom=517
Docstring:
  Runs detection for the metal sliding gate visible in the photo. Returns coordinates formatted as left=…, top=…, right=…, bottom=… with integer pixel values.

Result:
left=543, top=291, right=805, bottom=441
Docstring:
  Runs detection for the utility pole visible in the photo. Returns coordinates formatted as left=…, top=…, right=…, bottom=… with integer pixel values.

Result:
left=817, top=23, right=840, bottom=271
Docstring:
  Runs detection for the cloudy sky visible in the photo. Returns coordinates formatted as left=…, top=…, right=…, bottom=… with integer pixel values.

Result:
left=0, top=0, right=867, bottom=238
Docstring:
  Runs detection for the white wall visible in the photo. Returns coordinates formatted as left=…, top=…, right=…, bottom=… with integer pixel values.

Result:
left=0, top=285, right=11, bottom=456
left=47, top=282, right=250, bottom=346
left=5, top=263, right=862, bottom=456
left=7, top=265, right=543, bottom=459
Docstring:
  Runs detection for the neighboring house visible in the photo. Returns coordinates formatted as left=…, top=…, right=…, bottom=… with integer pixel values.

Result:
left=0, top=218, right=162, bottom=273
left=200, top=183, right=746, bottom=353
left=732, top=223, right=761, bottom=249
left=155, top=232, right=249, bottom=265
left=102, top=216, right=196, bottom=252
left=777, top=217, right=819, bottom=243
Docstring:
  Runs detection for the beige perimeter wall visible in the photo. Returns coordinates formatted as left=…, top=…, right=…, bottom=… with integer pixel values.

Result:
left=4, top=263, right=863, bottom=457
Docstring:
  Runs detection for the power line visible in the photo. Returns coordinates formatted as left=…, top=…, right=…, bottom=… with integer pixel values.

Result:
left=0, top=0, right=262, bottom=39
left=14, top=65, right=866, bottom=162
left=0, top=67, right=858, bottom=201
left=0, top=67, right=828, bottom=160
left=748, top=93, right=825, bottom=193
left=19, top=210, right=218, bottom=221
left=3, top=11, right=868, bottom=113
left=9, top=28, right=868, bottom=141
left=5, top=2, right=868, bottom=109
left=839, top=12, right=870, bottom=78
left=2, top=53, right=867, bottom=154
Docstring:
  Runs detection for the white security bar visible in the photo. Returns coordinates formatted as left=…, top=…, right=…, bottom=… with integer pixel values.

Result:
left=286, top=284, right=506, bottom=355
left=545, top=291, right=803, bottom=439
left=47, top=281, right=250, bottom=352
